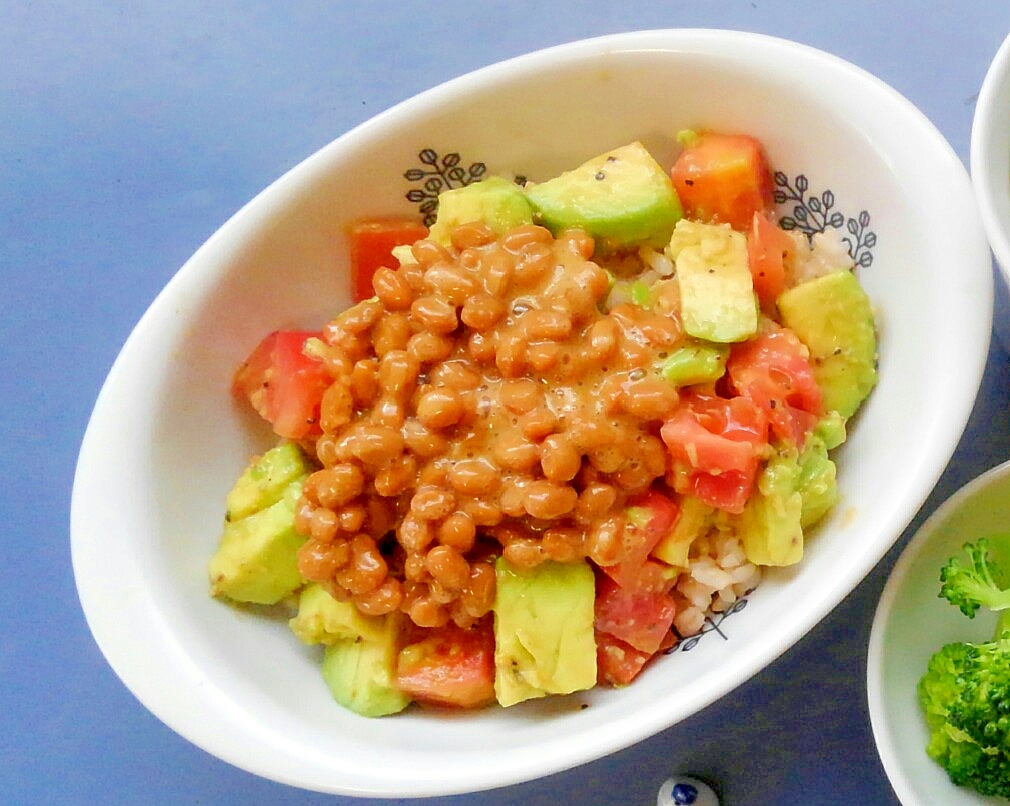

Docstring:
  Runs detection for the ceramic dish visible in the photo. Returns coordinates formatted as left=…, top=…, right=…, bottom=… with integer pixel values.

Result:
left=972, top=30, right=1010, bottom=353
left=71, top=29, right=992, bottom=796
left=868, top=460, right=1010, bottom=805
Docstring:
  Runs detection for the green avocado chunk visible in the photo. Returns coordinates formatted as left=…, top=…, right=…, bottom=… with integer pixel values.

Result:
left=667, top=219, right=758, bottom=343
left=737, top=435, right=841, bottom=566
left=208, top=478, right=307, bottom=605
left=738, top=451, right=805, bottom=567
left=658, top=341, right=731, bottom=387
left=525, top=141, right=683, bottom=249
left=492, top=557, right=597, bottom=707
left=225, top=441, right=312, bottom=522
left=796, top=430, right=839, bottom=529
left=289, top=583, right=387, bottom=645
left=320, top=613, right=411, bottom=718
left=776, top=269, right=878, bottom=419
left=651, top=495, right=714, bottom=568
left=427, top=175, right=534, bottom=246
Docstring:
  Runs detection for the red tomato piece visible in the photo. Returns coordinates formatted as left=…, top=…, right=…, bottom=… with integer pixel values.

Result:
left=624, top=489, right=680, bottom=547
left=395, top=621, right=496, bottom=709
left=686, top=468, right=757, bottom=515
left=691, top=393, right=769, bottom=446
left=747, top=211, right=794, bottom=305
left=661, top=394, right=767, bottom=475
left=595, top=574, right=677, bottom=656
left=727, top=327, right=823, bottom=447
left=670, top=132, right=775, bottom=230
left=596, top=630, right=655, bottom=687
left=660, top=394, right=768, bottom=514
left=601, top=556, right=673, bottom=596
left=232, top=330, right=332, bottom=440
left=600, top=490, right=680, bottom=592
left=349, top=218, right=429, bottom=302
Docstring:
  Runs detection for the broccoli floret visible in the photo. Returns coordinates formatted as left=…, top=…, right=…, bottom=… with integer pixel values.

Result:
left=919, top=640, right=1010, bottom=796
left=918, top=537, right=1010, bottom=798
left=939, top=537, right=1010, bottom=618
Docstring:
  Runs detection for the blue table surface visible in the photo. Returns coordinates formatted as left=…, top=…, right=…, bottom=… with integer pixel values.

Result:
left=6, top=2, right=1010, bottom=803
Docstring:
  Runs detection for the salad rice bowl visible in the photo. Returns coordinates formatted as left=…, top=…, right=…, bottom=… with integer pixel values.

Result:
left=71, top=29, right=992, bottom=796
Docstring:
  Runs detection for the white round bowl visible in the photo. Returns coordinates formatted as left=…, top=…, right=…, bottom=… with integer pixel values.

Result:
left=971, top=31, right=1010, bottom=353
left=868, top=460, right=1010, bottom=805
left=72, top=29, right=993, bottom=797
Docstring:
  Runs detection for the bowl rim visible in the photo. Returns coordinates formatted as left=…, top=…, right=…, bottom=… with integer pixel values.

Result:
left=866, top=458, right=1010, bottom=805
left=971, top=31, right=1010, bottom=281
left=71, top=26, right=994, bottom=797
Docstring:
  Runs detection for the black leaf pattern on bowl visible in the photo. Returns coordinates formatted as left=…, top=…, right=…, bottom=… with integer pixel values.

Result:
left=405, top=150, right=487, bottom=226
left=774, top=172, right=876, bottom=268
left=666, top=597, right=750, bottom=654
left=405, top=154, right=878, bottom=269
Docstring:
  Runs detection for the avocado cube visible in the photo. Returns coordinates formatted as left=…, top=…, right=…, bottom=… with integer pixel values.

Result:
left=208, top=479, right=306, bottom=605
left=289, top=583, right=387, bottom=645
left=525, top=141, right=682, bottom=249
left=652, top=495, right=715, bottom=568
left=796, top=435, right=839, bottom=528
left=320, top=614, right=411, bottom=718
left=427, top=175, right=534, bottom=246
left=493, top=558, right=597, bottom=707
left=737, top=453, right=804, bottom=567
left=667, top=219, right=758, bottom=343
left=812, top=410, right=847, bottom=451
left=226, top=442, right=312, bottom=522
left=776, top=269, right=878, bottom=419
left=657, top=341, right=731, bottom=387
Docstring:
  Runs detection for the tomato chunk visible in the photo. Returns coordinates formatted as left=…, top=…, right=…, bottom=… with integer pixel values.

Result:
left=660, top=393, right=768, bottom=514
left=600, top=490, right=680, bottom=593
left=747, top=211, right=794, bottom=305
left=395, top=621, right=496, bottom=709
left=601, top=555, right=674, bottom=596
left=596, top=630, right=668, bottom=687
left=349, top=218, right=429, bottom=302
left=595, top=574, right=677, bottom=656
left=624, top=489, right=680, bottom=547
left=232, top=330, right=332, bottom=440
left=685, top=469, right=756, bottom=515
left=727, top=327, right=823, bottom=447
left=670, top=132, right=775, bottom=230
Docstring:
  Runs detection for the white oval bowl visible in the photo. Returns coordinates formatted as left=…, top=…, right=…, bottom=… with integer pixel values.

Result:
left=868, top=460, right=1010, bottom=805
left=72, top=29, right=993, bottom=797
left=972, top=31, right=1010, bottom=353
